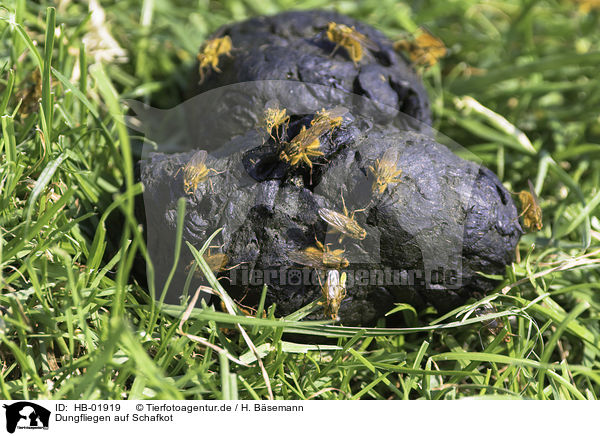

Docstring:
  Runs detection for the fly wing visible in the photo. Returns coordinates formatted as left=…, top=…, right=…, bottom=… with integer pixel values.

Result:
left=348, top=31, right=379, bottom=51
left=189, top=150, right=208, bottom=168
left=416, top=31, right=445, bottom=50
left=527, top=179, right=539, bottom=205
left=324, top=106, right=349, bottom=119
left=288, top=248, right=323, bottom=269
left=381, top=148, right=400, bottom=167
left=216, top=36, right=232, bottom=54
left=290, top=124, right=317, bottom=145
left=318, top=208, right=350, bottom=231
left=325, top=270, right=340, bottom=300
left=204, top=253, right=228, bottom=272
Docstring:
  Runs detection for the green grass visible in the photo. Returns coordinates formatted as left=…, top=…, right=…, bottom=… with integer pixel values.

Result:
left=0, top=0, right=599, bottom=400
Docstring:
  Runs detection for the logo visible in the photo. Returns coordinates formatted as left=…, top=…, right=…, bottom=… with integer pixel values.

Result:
left=2, top=402, right=50, bottom=434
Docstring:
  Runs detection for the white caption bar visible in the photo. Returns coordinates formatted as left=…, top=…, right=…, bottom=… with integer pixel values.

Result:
left=0, top=400, right=593, bottom=436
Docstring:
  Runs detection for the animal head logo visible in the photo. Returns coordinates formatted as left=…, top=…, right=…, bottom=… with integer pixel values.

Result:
left=3, top=402, right=51, bottom=433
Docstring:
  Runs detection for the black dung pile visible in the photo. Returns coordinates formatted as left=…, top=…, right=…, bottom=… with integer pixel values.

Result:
left=136, top=10, right=522, bottom=325
left=188, top=10, right=431, bottom=127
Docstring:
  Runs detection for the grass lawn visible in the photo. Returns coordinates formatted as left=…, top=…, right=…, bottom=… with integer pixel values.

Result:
left=0, top=0, right=599, bottom=400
